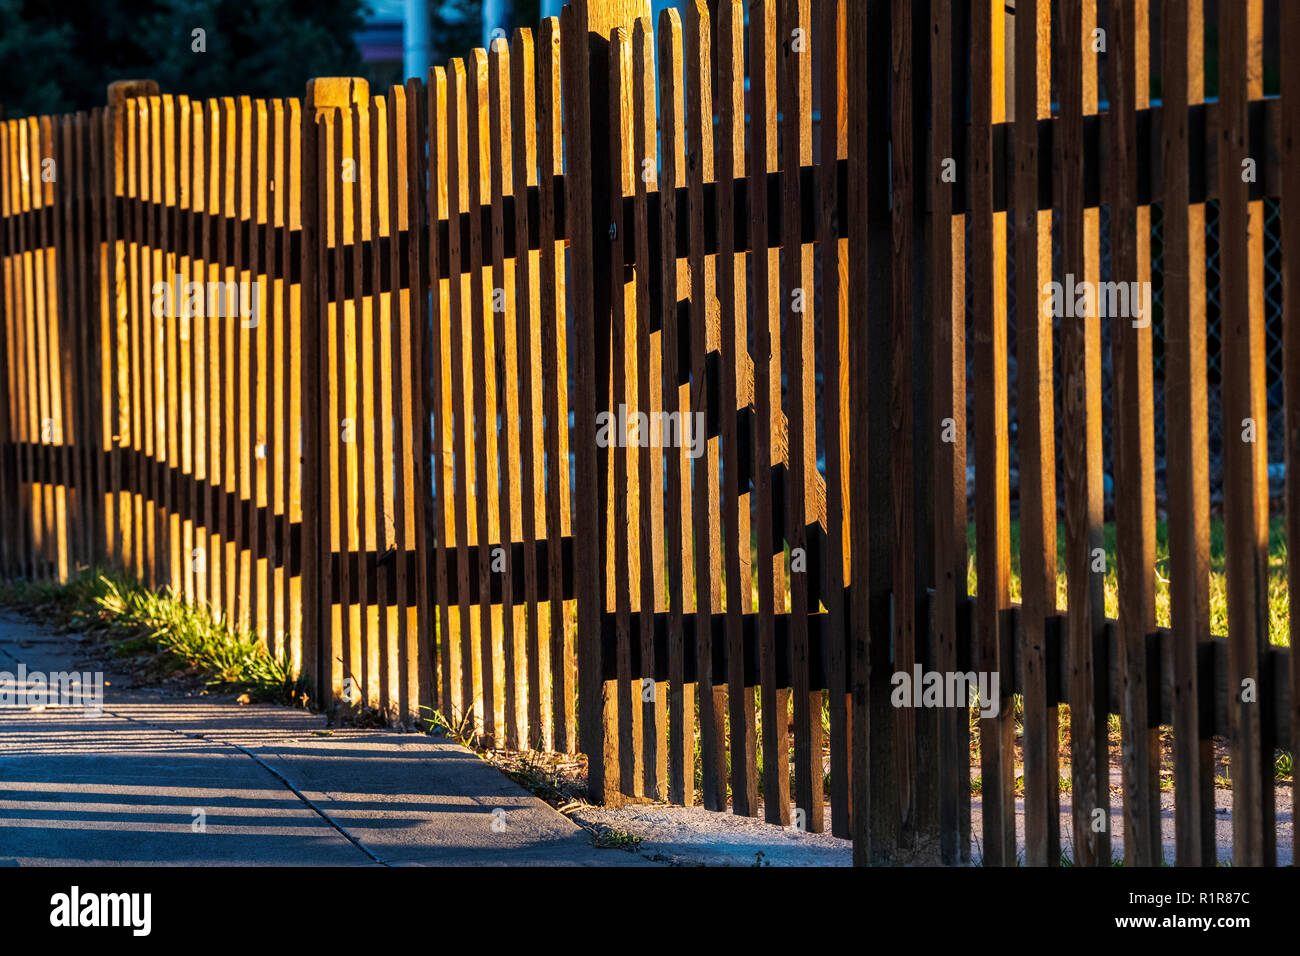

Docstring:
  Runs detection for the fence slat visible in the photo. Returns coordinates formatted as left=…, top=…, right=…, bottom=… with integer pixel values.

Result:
left=326, top=103, right=347, bottom=704
left=147, top=99, right=164, bottom=593
left=684, top=0, right=726, bottom=812
left=393, top=80, right=427, bottom=724
left=889, top=0, right=920, bottom=856
left=367, top=92, right=392, bottom=714
left=38, top=114, right=60, bottom=581
left=818, top=0, right=849, bottom=843
left=538, top=17, right=574, bottom=754
left=264, top=98, right=281, bottom=649
left=427, top=64, right=458, bottom=726
left=468, top=48, right=504, bottom=746
left=1161, top=0, right=1214, bottom=867
left=845, top=0, right=869, bottom=863
left=1218, top=0, right=1273, bottom=867
left=1, top=123, right=14, bottom=575
left=344, top=95, right=367, bottom=709
left=128, top=104, right=144, bottom=581
left=632, top=15, right=667, bottom=796
left=608, top=24, right=640, bottom=793
left=158, top=97, right=175, bottom=594
left=714, top=0, right=757, bottom=819
left=489, top=40, right=524, bottom=750
left=748, top=0, right=789, bottom=828
left=777, top=0, right=821, bottom=833
left=252, top=98, right=270, bottom=645
left=356, top=93, right=379, bottom=711
left=927, top=0, right=970, bottom=866
left=3, top=122, right=21, bottom=575
left=2, top=122, right=16, bottom=575
left=657, top=7, right=694, bottom=806
left=221, top=97, right=239, bottom=618
left=176, top=98, right=194, bottom=606
left=190, top=98, right=206, bottom=601
left=1107, top=0, right=1160, bottom=866
left=1013, top=0, right=1059, bottom=868
left=53, top=115, right=77, bottom=579
left=234, top=97, right=253, bottom=626
left=1282, top=0, right=1300, bottom=868
left=511, top=28, right=547, bottom=751
left=563, top=0, right=619, bottom=800
left=446, top=59, right=481, bottom=732
left=51, top=115, right=74, bottom=580
left=970, top=0, right=1013, bottom=867
left=1058, top=0, right=1110, bottom=867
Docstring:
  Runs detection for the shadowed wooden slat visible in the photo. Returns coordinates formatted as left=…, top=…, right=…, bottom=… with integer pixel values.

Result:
left=657, top=7, right=694, bottom=807
left=1219, top=0, right=1273, bottom=867
left=1058, top=0, right=1110, bottom=867
left=608, top=25, right=641, bottom=794
left=1108, top=0, right=1160, bottom=867
left=715, top=0, right=756, bottom=819
left=468, top=48, right=504, bottom=747
left=1161, top=0, right=1214, bottom=866
left=489, top=39, right=524, bottom=750
left=684, top=0, right=726, bottom=813
left=510, top=28, right=548, bottom=751
left=1013, top=0, right=1060, bottom=868
left=777, top=0, right=822, bottom=834
left=632, top=16, right=667, bottom=796
left=538, top=17, right=575, bottom=754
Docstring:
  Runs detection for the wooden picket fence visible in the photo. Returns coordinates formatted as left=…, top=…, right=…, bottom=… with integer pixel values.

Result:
left=2, top=0, right=1298, bottom=866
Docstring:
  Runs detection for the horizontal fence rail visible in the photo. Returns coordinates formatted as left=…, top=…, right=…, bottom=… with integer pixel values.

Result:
left=2, top=0, right=1298, bottom=866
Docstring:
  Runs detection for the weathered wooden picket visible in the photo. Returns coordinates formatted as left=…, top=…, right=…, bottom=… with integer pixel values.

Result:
left=1, top=0, right=1297, bottom=866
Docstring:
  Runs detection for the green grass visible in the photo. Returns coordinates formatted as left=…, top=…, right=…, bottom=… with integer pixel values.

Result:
left=966, top=517, right=1290, bottom=647
left=0, top=570, right=305, bottom=704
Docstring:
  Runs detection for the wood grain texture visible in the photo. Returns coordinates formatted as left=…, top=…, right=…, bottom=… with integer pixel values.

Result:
left=845, top=0, right=871, bottom=864
left=1218, top=0, right=1273, bottom=867
left=1160, top=0, right=1213, bottom=865
left=749, top=0, right=790, bottom=828
left=511, top=29, right=547, bottom=750
left=632, top=15, right=667, bottom=797
left=777, top=0, right=823, bottom=834
left=1107, top=0, right=1160, bottom=866
left=684, top=0, right=726, bottom=813
left=715, top=0, right=756, bottom=818
left=1012, top=0, right=1059, bottom=868
left=538, top=18, right=575, bottom=753
left=562, top=2, right=620, bottom=800
left=657, top=7, right=695, bottom=807
left=608, top=25, right=641, bottom=794
left=1057, top=0, right=1110, bottom=866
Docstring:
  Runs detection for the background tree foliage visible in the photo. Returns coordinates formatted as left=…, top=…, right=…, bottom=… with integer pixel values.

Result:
left=1, top=0, right=549, bottom=120
left=0, top=0, right=367, bottom=118
left=428, top=0, right=538, bottom=66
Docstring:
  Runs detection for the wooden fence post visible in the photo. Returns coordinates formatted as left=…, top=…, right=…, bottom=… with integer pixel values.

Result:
left=104, top=80, right=159, bottom=579
left=562, top=0, right=648, bottom=805
left=302, top=77, right=369, bottom=711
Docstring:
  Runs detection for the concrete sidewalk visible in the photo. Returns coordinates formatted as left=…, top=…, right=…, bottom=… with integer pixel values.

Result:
left=0, top=613, right=653, bottom=867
